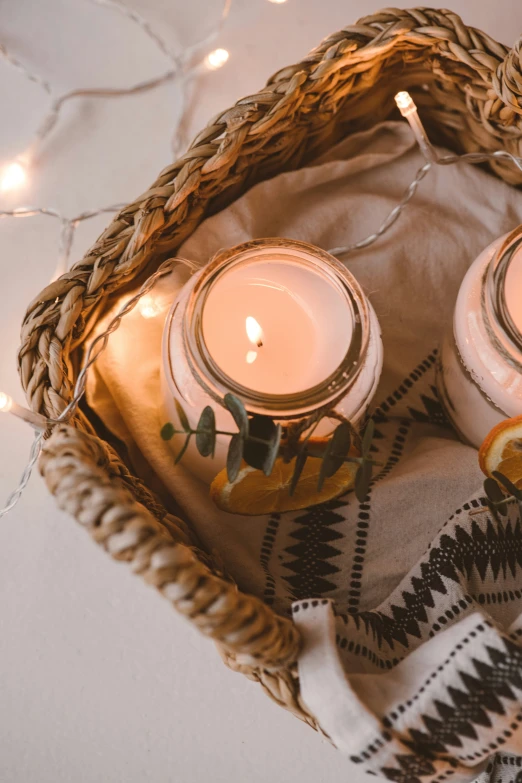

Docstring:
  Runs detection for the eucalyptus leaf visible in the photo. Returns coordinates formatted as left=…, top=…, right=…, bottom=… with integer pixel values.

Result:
left=317, top=438, right=334, bottom=493
left=224, top=393, right=249, bottom=436
left=325, top=422, right=352, bottom=478
left=484, top=476, right=508, bottom=517
left=242, top=442, right=266, bottom=472
left=486, top=500, right=504, bottom=523
left=243, top=415, right=281, bottom=475
left=263, top=423, right=282, bottom=477
left=289, top=450, right=308, bottom=497
left=355, top=459, right=372, bottom=503
left=484, top=476, right=506, bottom=505
left=160, top=422, right=175, bottom=441
left=196, top=406, right=216, bottom=457
left=227, top=433, right=244, bottom=483
left=175, top=434, right=191, bottom=464
left=362, top=419, right=375, bottom=457
left=492, top=471, right=522, bottom=500
left=175, top=400, right=190, bottom=433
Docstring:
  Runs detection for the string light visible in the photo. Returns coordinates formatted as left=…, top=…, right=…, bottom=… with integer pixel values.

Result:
left=0, top=0, right=232, bottom=279
left=3, top=40, right=522, bottom=520
left=139, top=295, right=163, bottom=319
left=0, top=161, right=27, bottom=192
left=205, top=48, right=230, bottom=70
left=0, top=392, right=13, bottom=413
left=328, top=91, right=522, bottom=258
left=0, top=392, right=49, bottom=430
left=394, top=91, right=438, bottom=163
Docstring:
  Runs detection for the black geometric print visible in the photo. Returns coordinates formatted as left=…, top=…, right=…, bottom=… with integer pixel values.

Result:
left=349, top=515, right=522, bottom=651
left=407, top=385, right=449, bottom=428
left=381, top=753, right=436, bottom=783
left=260, top=513, right=281, bottom=606
left=375, top=351, right=439, bottom=419
left=346, top=418, right=411, bottom=614
left=404, top=638, right=522, bottom=759
left=282, top=498, right=346, bottom=600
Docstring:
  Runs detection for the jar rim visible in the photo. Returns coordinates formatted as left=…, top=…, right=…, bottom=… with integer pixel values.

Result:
left=486, top=226, right=522, bottom=364
left=180, top=238, right=371, bottom=418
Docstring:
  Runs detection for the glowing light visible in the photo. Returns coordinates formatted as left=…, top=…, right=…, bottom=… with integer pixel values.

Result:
left=139, top=295, right=162, bottom=319
left=394, top=91, right=416, bottom=117
left=267, top=0, right=288, bottom=3
left=246, top=316, right=264, bottom=347
left=394, top=90, right=437, bottom=162
left=0, top=161, right=27, bottom=192
left=246, top=350, right=258, bottom=364
left=205, top=48, right=229, bottom=70
left=0, top=392, right=13, bottom=413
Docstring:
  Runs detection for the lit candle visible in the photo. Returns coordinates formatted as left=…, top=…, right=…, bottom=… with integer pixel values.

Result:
left=162, top=239, right=383, bottom=483
left=201, top=259, right=353, bottom=394
left=437, top=227, right=522, bottom=447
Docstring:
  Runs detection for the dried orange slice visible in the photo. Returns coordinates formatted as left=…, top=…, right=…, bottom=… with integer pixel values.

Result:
left=210, top=438, right=359, bottom=515
left=478, top=415, right=522, bottom=489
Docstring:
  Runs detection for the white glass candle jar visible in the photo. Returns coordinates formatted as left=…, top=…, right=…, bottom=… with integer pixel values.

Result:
left=437, top=227, right=522, bottom=448
left=161, top=238, right=383, bottom=484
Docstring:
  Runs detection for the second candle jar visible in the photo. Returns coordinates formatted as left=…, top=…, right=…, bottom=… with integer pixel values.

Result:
left=162, top=238, right=383, bottom=484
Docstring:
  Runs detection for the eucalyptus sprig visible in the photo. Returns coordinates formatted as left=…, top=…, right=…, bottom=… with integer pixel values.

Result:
left=483, top=471, right=522, bottom=522
left=161, top=393, right=377, bottom=503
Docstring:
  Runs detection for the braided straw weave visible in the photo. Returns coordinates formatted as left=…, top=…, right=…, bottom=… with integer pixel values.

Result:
left=19, top=8, right=522, bottom=725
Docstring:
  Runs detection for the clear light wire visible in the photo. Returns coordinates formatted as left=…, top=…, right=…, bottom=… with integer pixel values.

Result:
left=0, top=255, right=199, bottom=519
left=327, top=161, right=433, bottom=257
left=328, top=93, right=522, bottom=259
left=0, top=0, right=232, bottom=274
left=0, top=0, right=231, bottom=517
left=0, top=431, right=45, bottom=520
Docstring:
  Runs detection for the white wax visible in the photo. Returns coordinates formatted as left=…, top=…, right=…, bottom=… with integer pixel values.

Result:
left=505, top=244, right=522, bottom=334
left=449, top=236, right=522, bottom=445
left=202, top=260, right=353, bottom=395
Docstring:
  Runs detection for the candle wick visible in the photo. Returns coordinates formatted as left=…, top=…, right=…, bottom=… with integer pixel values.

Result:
left=257, top=339, right=263, bottom=348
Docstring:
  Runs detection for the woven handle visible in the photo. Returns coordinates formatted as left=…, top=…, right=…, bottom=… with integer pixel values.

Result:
left=21, top=8, right=522, bottom=681
left=40, top=425, right=302, bottom=670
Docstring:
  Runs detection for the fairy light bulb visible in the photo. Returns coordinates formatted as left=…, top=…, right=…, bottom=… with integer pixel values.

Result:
left=268, top=0, right=288, bottom=3
left=205, top=48, right=229, bottom=70
left=395, top=91, right=416, bottom=117
left=394, top=91, right=437, bottom=163
left=0, top=391, right=48, bottom=429
left=139, top=295, right=162, bottom=319
left=0, top=161, right=27, bottom=192
left=0, top=392, right=13, bottom=413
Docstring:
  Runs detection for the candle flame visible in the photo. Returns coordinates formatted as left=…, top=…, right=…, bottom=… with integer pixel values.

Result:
left=246, top=316, right=263, bottom=347
left=246, top=350, right=258, bottom=364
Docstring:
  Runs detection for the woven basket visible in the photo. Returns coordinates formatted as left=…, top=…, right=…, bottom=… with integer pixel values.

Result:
left=19, top=7, right=522, bottom=728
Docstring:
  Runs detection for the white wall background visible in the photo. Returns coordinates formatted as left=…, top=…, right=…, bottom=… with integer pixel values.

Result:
left=1, top=2, right=522, bottom=781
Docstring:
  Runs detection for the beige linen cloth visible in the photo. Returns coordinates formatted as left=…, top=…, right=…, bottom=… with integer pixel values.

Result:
left=87, top=122, right=522, bottom=783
